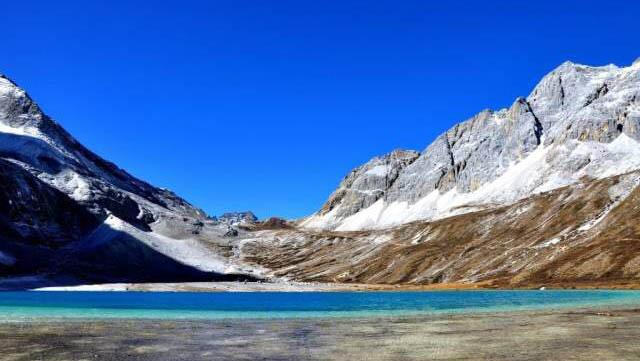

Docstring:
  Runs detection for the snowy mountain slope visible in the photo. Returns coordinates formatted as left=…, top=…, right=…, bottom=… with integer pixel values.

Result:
left=0, top=75, right=206, bottom=229
left=0, top=74, right=260, bottom=286
left=55, top=215, right=256, bottom=284
left=303, top=59, right=640, bottom=231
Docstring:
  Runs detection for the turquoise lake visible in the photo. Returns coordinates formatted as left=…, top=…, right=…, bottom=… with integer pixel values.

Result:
left=1, top=290, right=640, bottom=320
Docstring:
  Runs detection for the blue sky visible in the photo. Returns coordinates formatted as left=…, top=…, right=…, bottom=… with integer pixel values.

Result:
left=2, top=1, right=638, bottom=219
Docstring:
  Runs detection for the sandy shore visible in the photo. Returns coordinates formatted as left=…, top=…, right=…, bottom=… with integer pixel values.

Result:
left=33, top=281, right=360, bottom=292
left=28, top=281, right=522, bottom=292
left=1, top=306, right=640, bottom=360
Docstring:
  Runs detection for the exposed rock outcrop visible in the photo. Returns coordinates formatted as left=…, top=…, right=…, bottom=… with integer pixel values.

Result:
left=315, top=149, right=419, bottom=223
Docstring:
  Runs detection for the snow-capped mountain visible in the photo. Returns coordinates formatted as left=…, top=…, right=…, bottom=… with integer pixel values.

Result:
left=0, top=75, right=206, bottom=228
left=0, top=74, right=258, bottom=287
left=303, top=59, right=640, bottom=231
left=234, top=59, right=640, bottom=288
left=3, top=58, right=640, bottom=289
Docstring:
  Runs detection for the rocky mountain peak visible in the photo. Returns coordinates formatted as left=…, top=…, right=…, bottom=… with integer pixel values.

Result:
left=304, top=59, right=640, bottom=231
left=0, top=74, right=211, bottom=230
left=219, top=211, right=258, bottom=224
left=0, top=73, right=263, bottom=286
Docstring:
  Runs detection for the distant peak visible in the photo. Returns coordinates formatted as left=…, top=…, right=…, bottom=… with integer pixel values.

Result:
left=219, top=211, right=258, bottom=223
left=633, top=57, right=640, bottom=66
left=0, top=73, right=18, bottom=86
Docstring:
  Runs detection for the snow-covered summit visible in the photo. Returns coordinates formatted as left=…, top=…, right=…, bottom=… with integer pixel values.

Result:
left=0, top=74, right=206, bottom=228
left=303, top=58, right=640, bottom=231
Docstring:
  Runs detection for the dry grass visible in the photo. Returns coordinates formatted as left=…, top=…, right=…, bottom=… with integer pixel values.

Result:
left=237, top=171, right=640, bottom=289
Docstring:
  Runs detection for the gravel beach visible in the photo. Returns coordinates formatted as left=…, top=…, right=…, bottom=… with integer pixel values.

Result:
left=1, top=306, right=640, bottom=360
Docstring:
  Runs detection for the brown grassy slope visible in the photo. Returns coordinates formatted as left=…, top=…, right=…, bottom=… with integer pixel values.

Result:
left=238, top=171, right=640, bottom=288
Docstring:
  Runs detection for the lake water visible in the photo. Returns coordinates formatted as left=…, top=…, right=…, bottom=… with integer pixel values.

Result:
left=1, top=290, right=639, bottom=320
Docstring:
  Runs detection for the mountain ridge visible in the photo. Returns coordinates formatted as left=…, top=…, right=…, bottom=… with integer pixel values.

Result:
left=302, top=59, right=640, bottom=231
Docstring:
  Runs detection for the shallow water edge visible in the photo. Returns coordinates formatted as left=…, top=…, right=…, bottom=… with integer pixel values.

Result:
left=2, top=290, right=640, bottom=320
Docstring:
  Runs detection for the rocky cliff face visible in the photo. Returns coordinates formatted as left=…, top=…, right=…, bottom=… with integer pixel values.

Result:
left=303, top=60, right=640, bottom=231
left=316, top=150, right=419, bottom=222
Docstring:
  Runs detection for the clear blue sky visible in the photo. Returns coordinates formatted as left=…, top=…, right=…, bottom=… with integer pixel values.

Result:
left=2, top=1, right=638, bottom=219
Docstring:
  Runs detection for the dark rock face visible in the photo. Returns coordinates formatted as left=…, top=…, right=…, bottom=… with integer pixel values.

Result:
left=0, top=159, right=99, bottom=246
left=223, top=227, right=239, bottom=238
left=93, top=189, right=153, bottom=231
left=0, top=158, right=99, bottom=277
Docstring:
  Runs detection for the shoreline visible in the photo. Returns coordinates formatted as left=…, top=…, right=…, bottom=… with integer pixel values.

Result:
left=1, top=303, right=639, bottom=323
left=29, top=279, right=640, bottom=292
left=2, top=305, right=640, bottom=360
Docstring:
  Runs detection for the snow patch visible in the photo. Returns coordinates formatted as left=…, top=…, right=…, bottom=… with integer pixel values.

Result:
left=334, top=144, right=551, bottom=231
left=0, top=122, right=30, bottom=137
left=94, top=215, right=231, bottom=274
left=35, top=284, right=131, bottom=292
left=537, top=237, right=561, bottom=248
left=44, top=170, right=93, bottom=201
